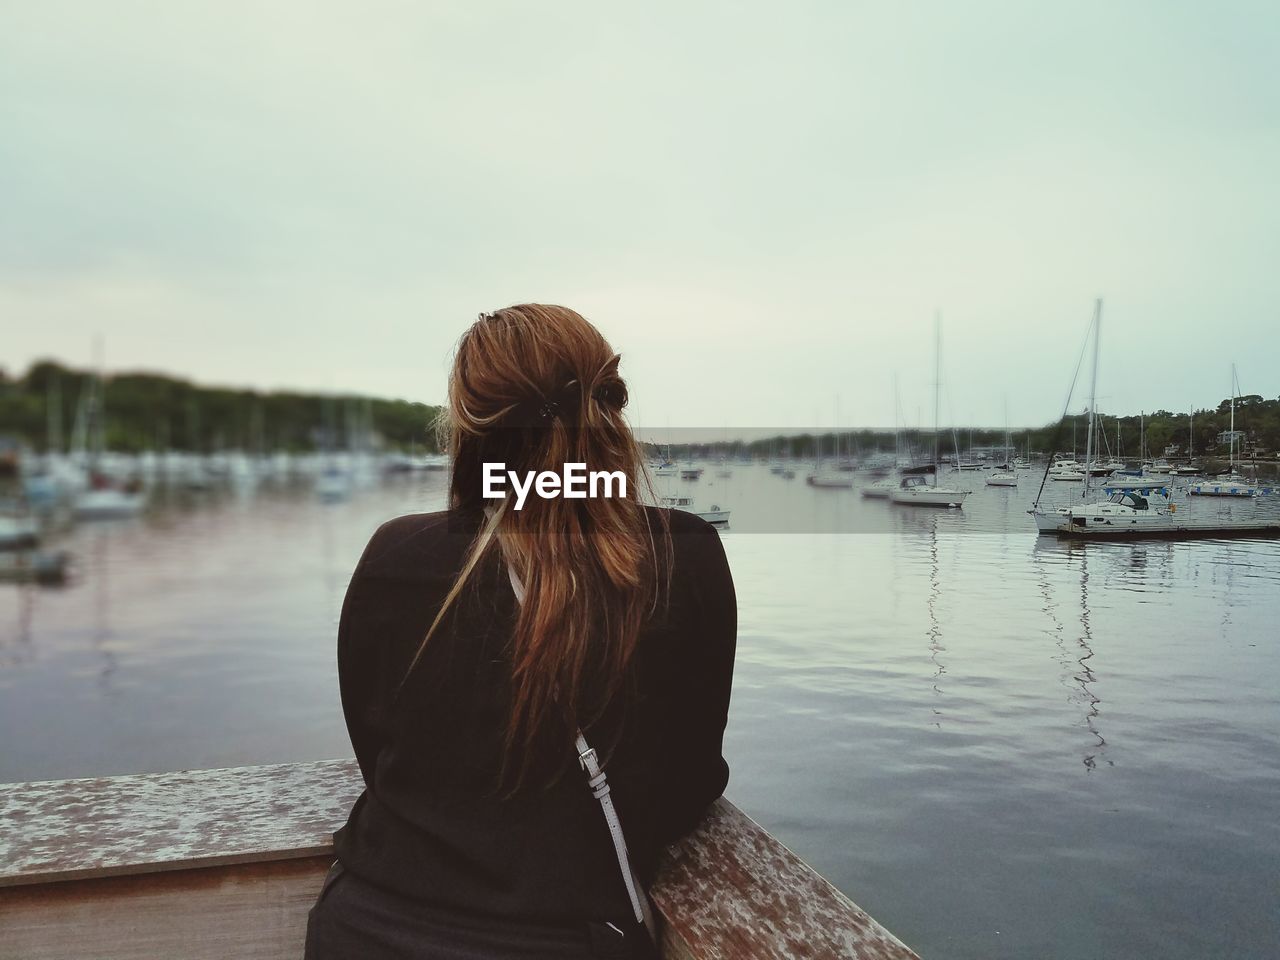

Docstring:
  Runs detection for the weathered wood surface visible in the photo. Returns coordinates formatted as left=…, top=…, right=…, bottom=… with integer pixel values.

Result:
left=652, top=799, right=918, bottom=960
left=0, top=759, right=363, bottom=887
left=0, top=761, right=919, bottom=959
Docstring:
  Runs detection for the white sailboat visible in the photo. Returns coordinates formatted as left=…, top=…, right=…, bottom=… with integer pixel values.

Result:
left=1190, top=364, right=1260, bottom=497
left=808, top=403, right=855, bottom=488
left=986, top=401, right=1018, bottom=487
left=863, top=380, right=904, bottom=499
left=891, top=317, right=969, bottom=508
left=73, top=345, right=148, bottom=520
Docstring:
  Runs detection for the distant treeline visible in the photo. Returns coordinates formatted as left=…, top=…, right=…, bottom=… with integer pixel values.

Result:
left=652, top=396, right=1280, bottom=461
left=2, top=360, right=1277, bottom=460
left=0, top=361, right=444, bottom=454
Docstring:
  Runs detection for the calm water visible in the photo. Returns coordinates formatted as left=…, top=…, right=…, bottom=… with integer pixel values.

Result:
left=2, top=466, right=1278, bottom=959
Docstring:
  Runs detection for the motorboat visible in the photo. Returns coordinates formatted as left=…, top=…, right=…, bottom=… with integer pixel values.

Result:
left=889, top=474, right=969, bottom=508
left=1049, top=464, right=1086, bottom=482
left=660, top=495, right=729, bottom=526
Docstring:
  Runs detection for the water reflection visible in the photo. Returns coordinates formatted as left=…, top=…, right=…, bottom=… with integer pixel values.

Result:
left=1074, top=545, right=1108, bottom=771
left=90, top=524, right=120, bottom=692
left=2, top=583, right=34, bottom=667
left=926, top=518, right=946, bottom=729
left=1032, top=539, right=1111, bottom=771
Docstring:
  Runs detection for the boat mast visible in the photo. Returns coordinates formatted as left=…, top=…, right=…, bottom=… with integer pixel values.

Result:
left=1082, top=298, right=1101, bottom=498
left=893, top=373, right=901, bottom=467
left=1229, top=363, right=1237, bottom=473
left=47, top=376, right=63, bottom=456
left=933, top=313, right=941, bottom=487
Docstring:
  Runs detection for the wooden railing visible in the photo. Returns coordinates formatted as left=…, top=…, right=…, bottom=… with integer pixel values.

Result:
left=0, top=760, right=919, bottom=959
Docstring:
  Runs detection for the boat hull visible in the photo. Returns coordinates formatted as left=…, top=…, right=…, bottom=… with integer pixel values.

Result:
left=890, top=488, right=968, bottom=508
left=1033, top=509, right=1280, bottom=539
left=74, top=491, right=147, bottom=519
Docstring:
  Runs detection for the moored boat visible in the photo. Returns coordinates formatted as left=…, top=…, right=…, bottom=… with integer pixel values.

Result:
left=890, top=474, right=969, bottom=507
left=891, top=316, right=968, bottom=509
left=1187, top=473, right=1266, bottom=498
left=660, top=494, right=730, bottom=526
left=1033, top=482, right=1280, bottom=538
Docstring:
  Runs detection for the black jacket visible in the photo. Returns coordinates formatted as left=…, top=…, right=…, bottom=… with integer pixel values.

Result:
left=331, top=506, right=737, bottom=926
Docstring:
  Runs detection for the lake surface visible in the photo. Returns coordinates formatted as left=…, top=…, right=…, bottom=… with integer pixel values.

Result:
left=2, top=465, right=1278, bottom=959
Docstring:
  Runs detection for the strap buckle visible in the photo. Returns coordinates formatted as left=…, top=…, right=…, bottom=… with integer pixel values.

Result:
left=577, top=745, right=599, bottom=771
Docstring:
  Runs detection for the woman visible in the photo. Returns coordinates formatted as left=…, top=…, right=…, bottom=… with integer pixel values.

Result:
left=305, top=304, right=737, bottom=959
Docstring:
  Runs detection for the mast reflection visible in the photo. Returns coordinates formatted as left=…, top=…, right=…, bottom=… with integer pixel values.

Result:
left=926, top=517, right=945, bottom=729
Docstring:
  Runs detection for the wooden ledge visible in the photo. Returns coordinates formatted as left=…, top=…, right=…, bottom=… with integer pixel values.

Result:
left=0, top=760, right=364, bottom=887
left=0, top=761, right=918, bottom=959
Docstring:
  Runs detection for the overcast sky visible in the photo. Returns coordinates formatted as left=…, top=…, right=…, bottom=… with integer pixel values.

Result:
left=2, top=1, right=1277, bottom=430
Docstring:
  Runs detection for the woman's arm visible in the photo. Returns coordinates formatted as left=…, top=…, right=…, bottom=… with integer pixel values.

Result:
left=654, top=523, right=738, bottom=843
left=336, top=529, right=387, bottom=789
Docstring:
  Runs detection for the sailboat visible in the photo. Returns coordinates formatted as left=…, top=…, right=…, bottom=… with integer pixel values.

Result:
left=808, top=401, right=855, bottom=488
left=1190, top=365, right=1261, bottom=497
left=891, top=317, right=970, bottom=508
left=986, top=400, right=1018, bottom=487
left=73, top=345, right=148, bottom=520
left=864, top=378, right=904, bottom=499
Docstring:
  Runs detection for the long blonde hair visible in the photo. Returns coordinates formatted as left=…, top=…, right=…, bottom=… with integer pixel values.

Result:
left=401, top=305, right=667, bottom=788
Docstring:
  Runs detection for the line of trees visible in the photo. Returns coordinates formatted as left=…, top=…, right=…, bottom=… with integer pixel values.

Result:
left=0, top=361, right=444, bottom=454
left=2, top=360, right=1276, bottom=461
left=649, top=398, right=1280, bottom=462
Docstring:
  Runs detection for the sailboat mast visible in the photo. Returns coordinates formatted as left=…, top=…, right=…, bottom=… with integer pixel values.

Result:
left=933, top=314, right=941, bottom=487
left=47, top=377, right=63, bottom=455
left=1229, top=363, right=1237, bottom=471
left=893, top=373, right=901, bottom=466
left=1083, top=298, right=1101, bottom=498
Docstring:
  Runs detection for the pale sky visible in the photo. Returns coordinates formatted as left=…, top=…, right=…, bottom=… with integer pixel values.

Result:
left=2, top=1, right=1277, bottom=430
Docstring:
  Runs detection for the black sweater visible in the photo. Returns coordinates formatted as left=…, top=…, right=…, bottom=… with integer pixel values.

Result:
left=331, top=506, right=737, bottom=925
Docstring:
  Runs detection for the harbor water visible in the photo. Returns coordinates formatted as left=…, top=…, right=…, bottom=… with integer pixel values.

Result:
left=2, top=465, right=1278, bottom=959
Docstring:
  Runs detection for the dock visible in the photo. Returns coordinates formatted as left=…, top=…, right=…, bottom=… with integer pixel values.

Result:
left=0, top=760, right=920, bottom=959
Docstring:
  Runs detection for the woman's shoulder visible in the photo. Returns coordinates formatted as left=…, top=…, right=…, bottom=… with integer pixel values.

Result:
left=353, top=509, right=482, bottom=581
left=643, top=503, right=720, bottom=538
left=642, top=506, right=731, bottom=582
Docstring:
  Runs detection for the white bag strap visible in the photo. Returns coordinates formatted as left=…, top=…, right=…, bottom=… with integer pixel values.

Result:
left=507, top=564, right=657, bottom=941
left=574, top=728, right=657, bottom=939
